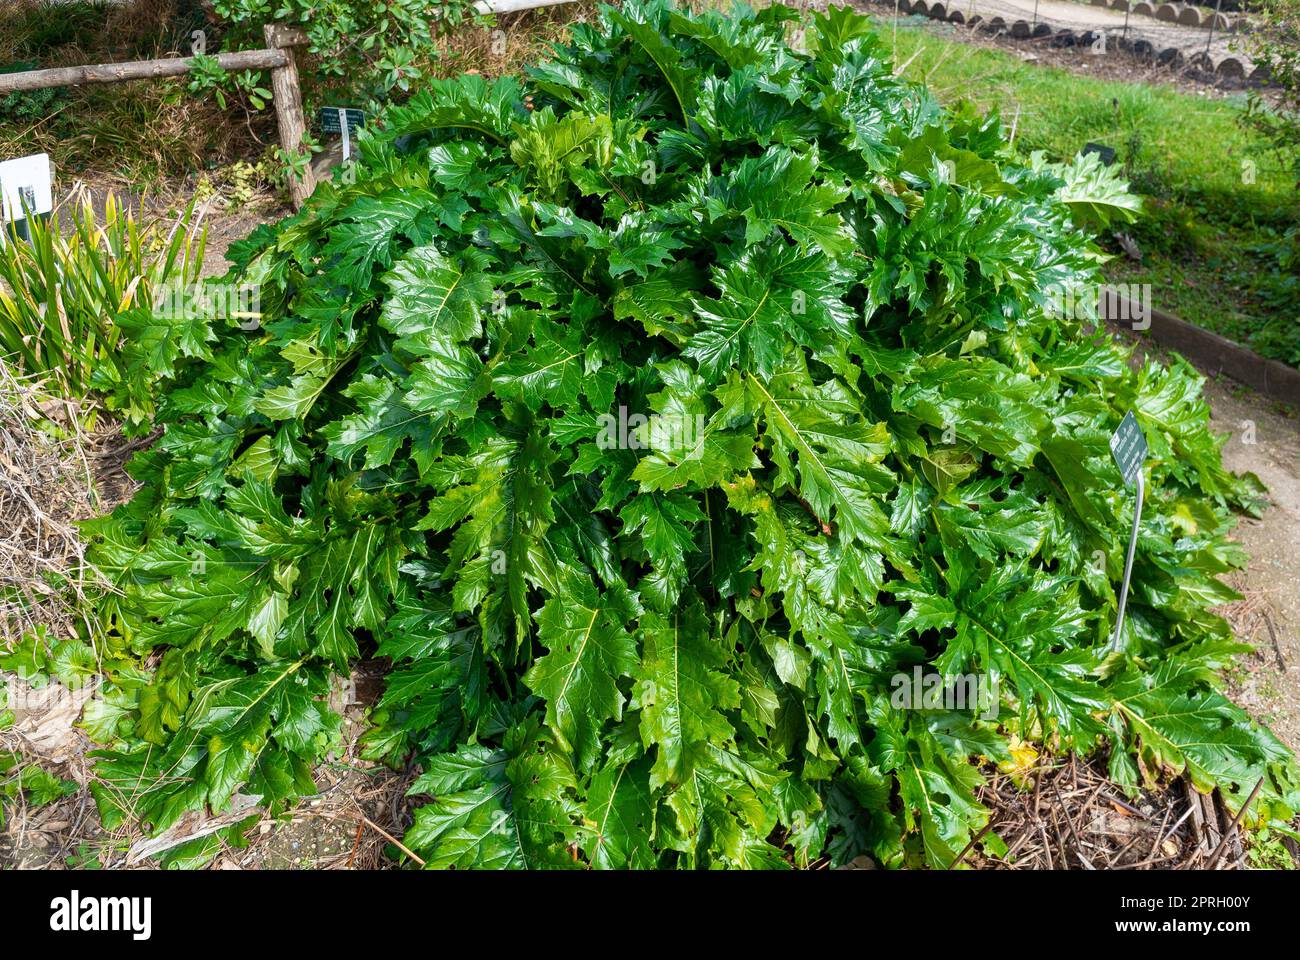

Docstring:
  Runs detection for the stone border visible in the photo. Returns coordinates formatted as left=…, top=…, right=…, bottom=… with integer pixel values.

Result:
left=1089, top=0, right=1247, bottom=31
left=875, top=0, right=1266, bottom=83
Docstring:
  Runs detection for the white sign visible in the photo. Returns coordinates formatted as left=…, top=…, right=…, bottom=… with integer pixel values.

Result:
left=0, top=153, right=54, bottom=224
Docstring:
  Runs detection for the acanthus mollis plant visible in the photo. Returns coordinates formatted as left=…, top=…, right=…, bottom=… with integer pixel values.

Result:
left=81, top=0, right=1297, bottom=867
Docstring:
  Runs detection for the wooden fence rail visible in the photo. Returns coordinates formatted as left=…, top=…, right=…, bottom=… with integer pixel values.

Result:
left=0, top=1, right=575, bottom=208
left=0, top=26, right=316, bottom=208
left=0, top=49, right=287, bottom=95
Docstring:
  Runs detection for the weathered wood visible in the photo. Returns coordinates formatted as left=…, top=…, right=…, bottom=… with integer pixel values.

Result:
left=1102, top=294, right=1300, bottom=408
left=263, top=24, right=315, bottom=210
left=0, top=49, right=288, bottom=95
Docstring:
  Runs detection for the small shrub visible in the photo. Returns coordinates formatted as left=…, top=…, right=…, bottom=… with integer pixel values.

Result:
left=82, top=1, right=1296, bottom=868
left=203, top=0, right=489, bottom=106
left=1244, top=0, right=1300, bottom=184
left=0, top=62, right=67, bottom=126
left=0, top=751, right=78, bottom=830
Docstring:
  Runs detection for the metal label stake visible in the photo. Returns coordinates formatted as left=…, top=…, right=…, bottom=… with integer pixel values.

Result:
left=1108, top=411, right=1148, bottom=651
left=338, top=107, right=351, bottom=163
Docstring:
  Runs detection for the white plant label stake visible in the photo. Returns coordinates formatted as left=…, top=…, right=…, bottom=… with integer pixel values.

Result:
left=0, top=153, right=54, bottom=248
left=320, top=108, right=364, bottom=164
left=1108, top=410, right=1148, bottom=651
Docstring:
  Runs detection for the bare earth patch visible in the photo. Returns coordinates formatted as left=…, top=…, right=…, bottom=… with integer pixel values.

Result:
left=1205, top=379, right=1300, bottom=754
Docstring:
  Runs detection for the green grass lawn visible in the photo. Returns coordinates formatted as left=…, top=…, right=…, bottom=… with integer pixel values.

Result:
left=888, top=20, right=1299, bottom=366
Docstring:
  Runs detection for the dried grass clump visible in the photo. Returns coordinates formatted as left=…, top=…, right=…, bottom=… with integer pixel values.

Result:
left=433, top=1, right=604, bottom=80
left=0, top=361, right=101, bottom=648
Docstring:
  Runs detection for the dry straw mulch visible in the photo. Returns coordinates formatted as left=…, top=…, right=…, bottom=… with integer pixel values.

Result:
left=0, top=360, right=143, bottom=868
left=0, top=362, right=105, bottom=648
left=965, top=752, right=1270, bottom=870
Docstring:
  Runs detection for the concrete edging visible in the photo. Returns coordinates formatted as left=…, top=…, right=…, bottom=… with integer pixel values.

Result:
left=1088, top=0, right=1249, bottom=30
left=1102, top=295, right=1300, bottom=407
left=865, top=0, right=1263, bottom=82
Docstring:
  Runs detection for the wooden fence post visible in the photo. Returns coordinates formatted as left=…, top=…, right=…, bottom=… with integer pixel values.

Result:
left=263, top=24, right=315, bottom=210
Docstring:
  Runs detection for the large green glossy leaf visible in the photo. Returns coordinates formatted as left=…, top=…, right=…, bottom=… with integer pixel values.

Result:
left=79, top=0, right=1294, bottom=870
